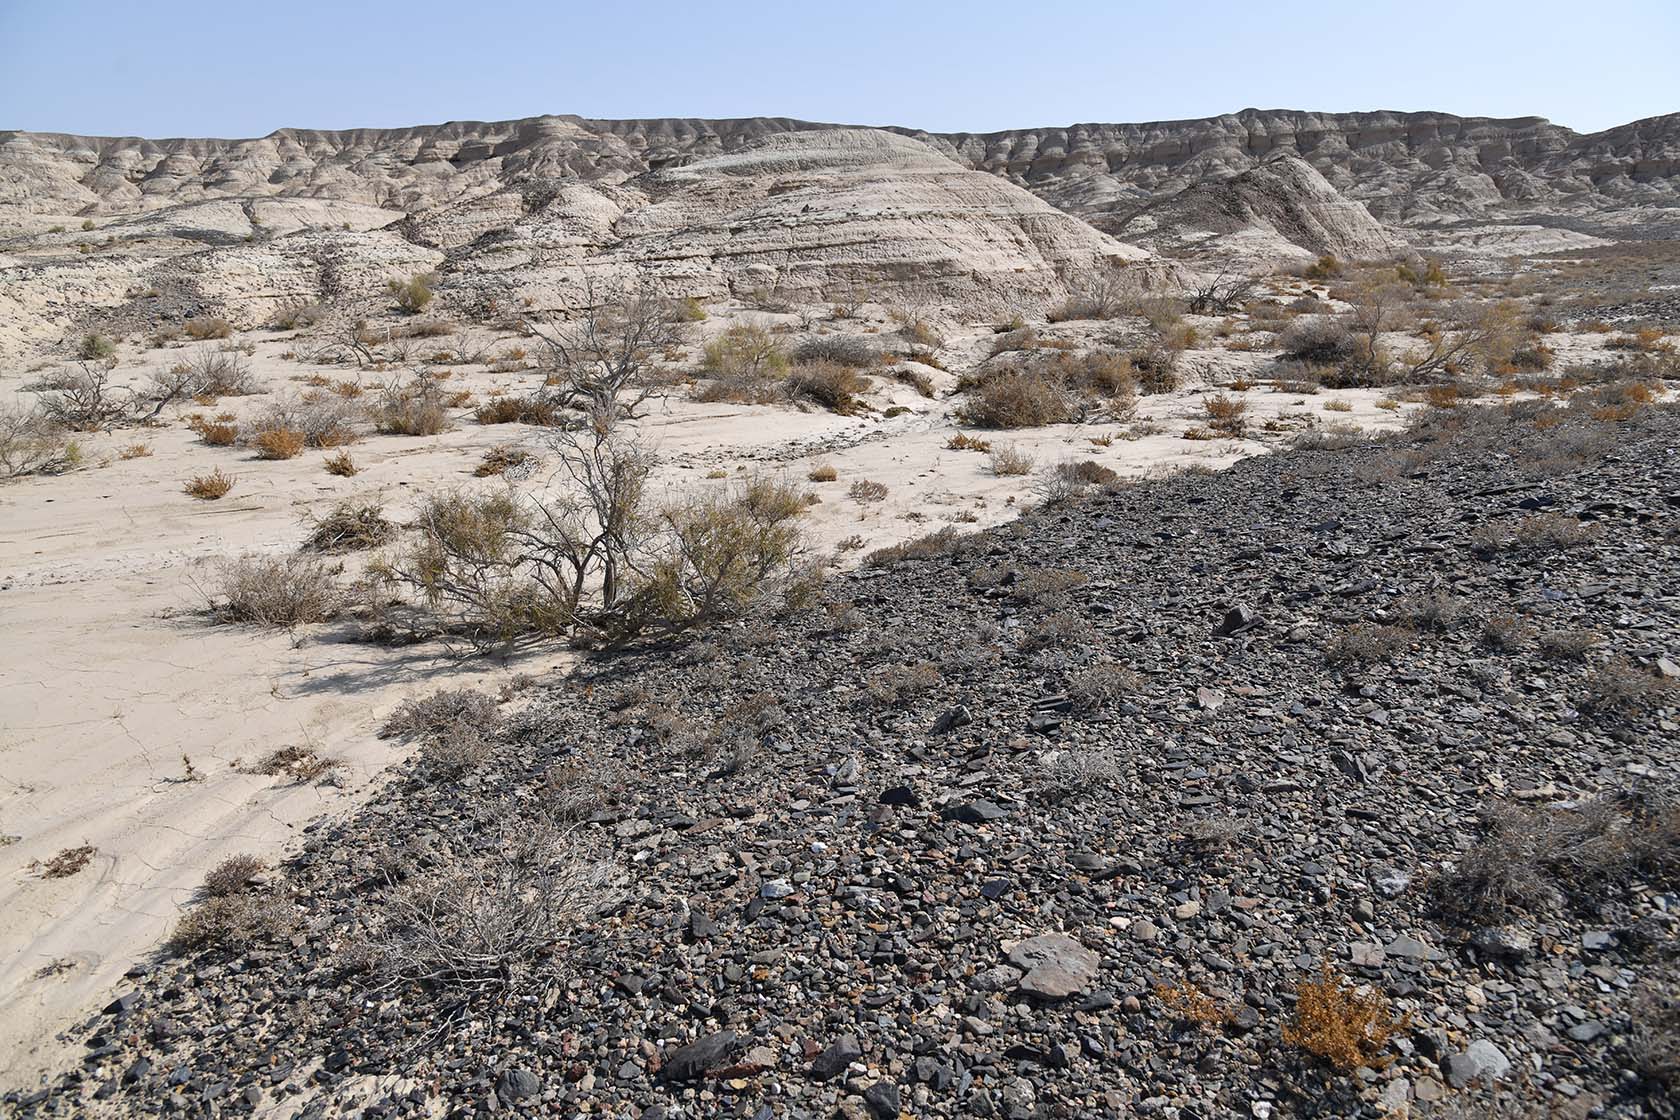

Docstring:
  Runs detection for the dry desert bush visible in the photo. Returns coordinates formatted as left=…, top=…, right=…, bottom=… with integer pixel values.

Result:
left=372, top=375, right=451, bottom=436
left=380, top=688, right=501, bottom=778
left=370, top=825, right=613, bottom=996
left=1434, top=792, right=1679, bottom=923
left=210, top=553, right=343, bottom=625
left=183, top=469, right=235, bottom=499
left=251, top=426, right=307, bottom=460
left=863, top=525, right=982, bottom=567
left=183, top=316, right=232, bottom=341
left=694, top=323, right=790, bottom=403
left=807, top=463, right=838, bottom=482
left=787, top=360, right=870, bottom=414
left=202, top=854, right=266, bottom=897
left=474, top=444, right=536, bottom=477
left=323, top=449, right=358, bottom=476
left=957, top=369, right=1078, bottom=429
left=40, top=844, right=96, bottom=878
left=388, top=271, right=438, bottom=315
left=988, top=445, right=1036, bottom=476
left=302, top=500, right=395, bottom=553
left=1325, top=622, right=1410, bottom=668
left=1282, top=966, right=1406, bottom=1071
left=1, top=402, right=71, bottom=477
left=794, top=335, right=879, bottom=367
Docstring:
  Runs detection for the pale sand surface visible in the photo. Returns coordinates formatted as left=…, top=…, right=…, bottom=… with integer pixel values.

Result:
left=0, top=318, right=1415, bottom=1081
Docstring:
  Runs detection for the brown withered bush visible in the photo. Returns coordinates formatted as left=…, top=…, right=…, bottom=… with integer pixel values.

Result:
left=203, top=854, right=266, bottom=897
left=957, top=369, right=1078, bottom=429
left=1282, top=966, right=1406, bottom=1071
left=184, top=469, right=235, bottom=499
left=195, top=420, right=239, bottom=447
left=251, top=427, right=307, bottom=460
left=474, top=395, right=562, bottom=426
left=211, top=553, right=343, bottom=624
left=303, top=500, right=395, bottom=553
left=323, top=450, right=358, bottom=476
left=183, top=316, right=233, bottom=341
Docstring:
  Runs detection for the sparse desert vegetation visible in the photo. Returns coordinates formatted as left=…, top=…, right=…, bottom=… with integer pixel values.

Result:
left=2, top=86, right=1679, bottom=1120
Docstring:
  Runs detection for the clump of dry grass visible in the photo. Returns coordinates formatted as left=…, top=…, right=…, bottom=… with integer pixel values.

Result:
left=40, top=845, right=96, bottom=879
left=184, top=469, right=235, bottom=500
left=210, top=553, right=343, bottom=624
left=808, top=463, right=838, bottom=482
left=1282, top=966, right=1406, bottom=1071
left=323, top=449, right=358, bottom=477
left=473, top=395, right=562, bottom=426
left=183, top=316, right=232, bottom=341
left=117, top=442, right=152, bottom=460
left=373, top=376, right=451, bottom=436
left=302, top=500, right=395, bottom=553
left=1203, top=394, right=1248, bottom=437
left=848, top=479, right=889, bottom=502
left=957, top=369, right=1077, bottom=429
left=1155, top=981, right=1234, bottom=1028
left=194, top=421, right=239, bottom=447
left=239, top=744, right=343, bottom=784
left=863, top=526, right=980, bottom=567
left=945, top=433, right=992, bottom=452
left=865, top=661, right=943, bottom=707
left=1582, top=658, right=1673, bottom=716
left=988, top=445, right=1036, bottom=476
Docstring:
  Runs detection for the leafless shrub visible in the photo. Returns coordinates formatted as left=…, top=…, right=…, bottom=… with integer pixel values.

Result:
left=203, top=854, right=266, bottom=897
left=848, top=479, right=889, bottom=502
left=1187, top=270, right=1260, bottom=314
left=250, top=393, right=360, bottom=447
left=958, top=369, right=1078, bottom=428
left=239, top=744, right=343, bottom=784
left=183, top=316, right=232, bottom=340
left=1393, top=591, right=1462, bottom=632
left=372, top=375, right=451, bottom=436
left=787, top=361, right=870, bottom=414
left=988, top=445, right=1035, bottom=476
left=1046, top=745, right=1125, bottom=796
left=525, top=280, right=684, bottom=424
left=371, top=826, right=613, bottom=995
left=1325, top=623, right=1409, bottom=668
left=1278, top=317, right=1358, bottom=366
left=1434, top=794, right=1679, bottom=920
left=38, top=362, right=133, bottom=430
left=210, top=554, right=344, bottom=625
left=381, top=688, right=500, bottom=741
left=1582, top=658, right=1673, bottom=716
left=1007, top=567, right=1087, bottom=603
left=543, top=753, right=630, bottom=822
left=865, top=661, right=943, bottom=707
left=1068, top=662, right=1143, bottom=711
left=0, top=403, right=69, bottom=477
left=1047, top=267, right=1134, bottom=322
left=864, top=526, right=980, bottom=566
left=1538, top=629, right=1598, bottom=660
left=1628, top=963, right=1680, bottom=1087
left=169, top=892, right=297, bottom=952
left=475, top=444, right=536, bottom=477
left=40, top=845, right=95, bottom=878
left=270, top=299, right=325, bottom=331
left=1480, top=613, right=1525, bottom=651
left=1023, top=610, right=1094, bottom=650
left=795, top=335, right=879, bottom=367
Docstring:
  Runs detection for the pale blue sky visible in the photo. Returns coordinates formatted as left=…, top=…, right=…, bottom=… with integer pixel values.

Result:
left=1, top=0, right=1674, bottom=138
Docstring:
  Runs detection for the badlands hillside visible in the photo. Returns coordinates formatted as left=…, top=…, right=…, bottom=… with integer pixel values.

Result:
left=0, top=106, right=1677, bottom=1120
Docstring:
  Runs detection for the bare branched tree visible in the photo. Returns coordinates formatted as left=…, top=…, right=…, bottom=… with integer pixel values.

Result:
left=524, top=278, right=683, bottom=426
left=1187, top=269, right=1260, bottom=314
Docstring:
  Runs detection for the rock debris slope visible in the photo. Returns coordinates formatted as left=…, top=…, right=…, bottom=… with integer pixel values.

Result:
left=10, top=403, right=1675, bottom=1119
